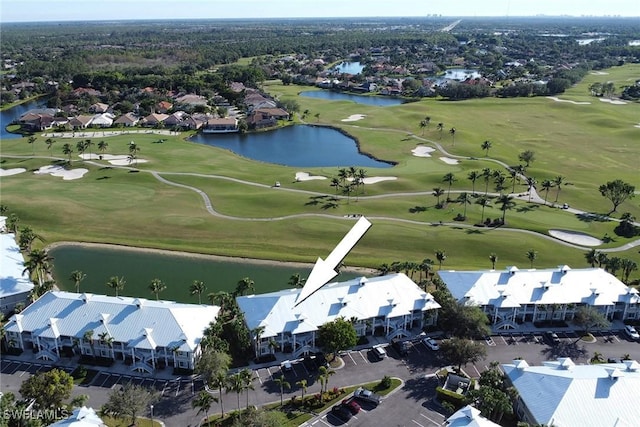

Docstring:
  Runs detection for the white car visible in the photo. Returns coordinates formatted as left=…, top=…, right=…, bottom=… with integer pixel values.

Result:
left=624, top=325, right=640, bottom=340
left=422, top=337, right=439, bottom=351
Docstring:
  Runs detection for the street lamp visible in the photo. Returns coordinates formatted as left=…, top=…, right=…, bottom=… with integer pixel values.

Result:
left=150, top=404, right=154, bottom=425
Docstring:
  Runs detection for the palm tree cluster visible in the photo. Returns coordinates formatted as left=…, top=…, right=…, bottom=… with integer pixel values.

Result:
left=585, top=250, right=638, bottom=283
left=330, top=167, right=367, bottom=203
left=22, top=248, right=55, bottom=302
left=378, top=258, right=435, bottom=289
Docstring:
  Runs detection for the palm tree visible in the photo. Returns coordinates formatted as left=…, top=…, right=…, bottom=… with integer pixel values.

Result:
left=330, top=177, right=340, bottom=195
left=489, top=253, right=498, bottom=269
left=190, top=280, right=207, bottom=304
left=208, top=291, right=233, bottom=316
left=553, top=175, right=565, bottom=203
left=585, top=249, right=599, bottom=268
left=437, top=122, right=444, bottom=139
left=226, top=372, right=244, bottom=411
left=456, top=192, right=471, bottom=218
left=476, top=196, right=491, bottom=223
left=234, top=277, right=255, bottom=297
left=98, top=140, right=109, bottom=156
left=467, top=171, right=479, bottom=195
left=606, top=257, right=623, bottom=277
left=70, top=270, right=86, bottom=293
left=240, top=368, right=255, bottom=408
left=22, top=249, right=54, bottom=287
left=317, top=366, right=335, bottom=394
left=482, top=168, right=492, bottom=195
left=419, top=258, right=434, bottom=288
left=76, top=140, right=88, bottom=159
left=432, top=187, right=445, bottom=207
left=83, top=329, right=95, bottom=356
left=27, top=136, right=36, bottom=155
left=621, top=259, right=638, bottom=283
left=481, top=140, right=492, bottom=156
left=106, top=276, right=125, bottom=297
left=18, top=226, right=43, bottom=252
left=296, top=379, right=308, bottom=403
left=526, top=177, right=537, bottom=202
left=449, top=127, right=456, bottom=145
left=288, top=273, right=306, bottom=288
left=442, top=173, right=456, bottom=202
left=435, top=250, right=447, bottom=270
left=494, top=172, right=507, bottom=196
left=596, top=252, right=609, bottom=268
left=273, top=375, right=290, bottom=406
left=62, top=143, right=73, bottom=163
left=45, top=138, right=56, bottom=157
left=509, top=168, right=518, bottom=193
left=541, top=180, right=553, bottom=203
left=149, top=278, right=166, bottom=300
left=497, top=195, right=516, bottom=223
left=526, top=250, right=538, bottom=268
left=192, top=390, right=217, bottom=424
left=85, top=139, right=95, bottom=158
left=419, top=120, right=427, bottom=135
left=211, top=371, right=227, bottom=418
left=356, top=168, right=367, bottom=196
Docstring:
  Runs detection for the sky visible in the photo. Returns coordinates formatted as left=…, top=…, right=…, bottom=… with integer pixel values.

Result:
left=2, top=0, right=639, bottom=22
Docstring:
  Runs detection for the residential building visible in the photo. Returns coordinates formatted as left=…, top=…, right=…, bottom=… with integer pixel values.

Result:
left=202, top=117, right=239, bottom=133
left=90, top=113, right=114, bottom=128
left=254, top=108, right=289, bottom=120
left=142, top=113, right=169, bottom=127
left=69, top=115, right=93, bottom=129
left=49, top=406, right=106, bottom=427
left=113, top=112, right=139, bottom=127
left=155, top=100, right=173, bottom=113
left=88, top=103, right=109, bottom=113
left=0, top=232, right=34, bottom=315
left=503, top=358, right=640, bottom=427
left=236, top=273, right=440, bottom=359
left=438, top=266, right=640, bottom=330
left=3, top=291, right=219, bottom=373
left=445, top=405, right=501, bottom=427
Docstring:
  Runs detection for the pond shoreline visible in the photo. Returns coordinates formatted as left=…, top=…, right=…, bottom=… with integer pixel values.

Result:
left=46, top=241, right=378, bottom=276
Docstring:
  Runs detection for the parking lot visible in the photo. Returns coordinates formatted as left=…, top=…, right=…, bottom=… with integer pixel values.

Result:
left=1, top=359, right=75, bottom=377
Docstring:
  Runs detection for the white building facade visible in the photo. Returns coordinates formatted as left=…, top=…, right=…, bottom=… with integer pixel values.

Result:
left=0, top=232, right=34, bottom=315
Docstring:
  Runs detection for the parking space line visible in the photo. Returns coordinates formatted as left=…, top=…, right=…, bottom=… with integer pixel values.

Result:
left=358, top=350, right=369, bottom=363
left=347, top=352, right=357, bottom=365
left=175, top=381, right=182, bottom=397
left=8, top=362, right=21, bottom=374
left=472, top=364, right=481, bottom=377
left=420, top=413, right=442, bottom=424
left=412, top=419, right=425, bottom=426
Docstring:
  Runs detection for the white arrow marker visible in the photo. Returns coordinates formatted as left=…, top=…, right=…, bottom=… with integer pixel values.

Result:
left=294, top=216, right=372, bottom=307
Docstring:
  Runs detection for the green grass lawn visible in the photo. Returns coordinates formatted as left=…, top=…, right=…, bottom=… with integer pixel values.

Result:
left=1, top=64, right=639, bottom=278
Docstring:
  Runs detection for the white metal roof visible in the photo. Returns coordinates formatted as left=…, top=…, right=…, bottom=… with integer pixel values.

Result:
left=0, top=233, right=34, bottom=299
left=237, top=273, right=440, bottom=338
left=446, top=405, right=500, bottom=427
left=438, top=266, right=635, bottom=307
left=504, top=358, right=640, bottom=427
left=5, top=291, right=219, bottom=351
left=49, top=406, right=105, bottom=427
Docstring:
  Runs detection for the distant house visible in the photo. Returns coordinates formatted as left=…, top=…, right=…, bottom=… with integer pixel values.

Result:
left=72, top=87, right=102, bottom=97
left=3, top=291, right=220, bottom=373
left=246, top=111, right=276, bottom=129
left=89, top=103, right=109, bottom=113
left=142, top=113, right=169, bottom=127
left=90, top=113, right=114, bottom=128
left=438, top=266, right=640, bottom=330
left=163, top=111, right=186, bottom=128
left=113, top=112, right=139, bottom=127
left=19, top=113, right=55, bottom=131
left=229, top=82, right=246, bottom=93
left=156, top=101, right=173, bottom=113
left=69, top=115, right=94, bottom=129
left=237, top=273, right=440, bottom=358
left=174, top=94, right=208, bottom=107
left=254, top=108, right=289, bottom=120
left=202, top=117, right=239, bottom=133
left=183, top=115, right=206, bottom=130
left=0, top=232, right=34, bottom=315
left=504, top=358, right=640, bottom=427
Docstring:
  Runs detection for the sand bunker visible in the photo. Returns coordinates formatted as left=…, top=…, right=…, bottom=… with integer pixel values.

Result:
left=599, top=98, right=627, bottom=105
left=549, top=229, right=602, bottom=247
left=0, top=168, right=27, bottom=177
left=547, top=96, right=591, bottom=105
left=590, top=71, right=609, bottom=75
left=295, top=172, right=327, bottom=181
left=34, top=165, right=88, bottom=180
left=80, top=154, right=148, bottom=166
left=347, top=176, right=397, bottom=184
left=341, top=114, right=367, bottom=122
left=440, top=157, right=459, bottom=165
left=412, top=146, right=436, bottom=157
left=635, top=123, right=640, bottom=129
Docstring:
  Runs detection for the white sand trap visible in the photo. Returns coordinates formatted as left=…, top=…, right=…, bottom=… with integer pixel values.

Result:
left=411, top=146, right=435, bottom=157
left=34, top=165, right=88, bottom=180
left=341, top=114, right=367, bottom=122
left=79, top=153, right=148, bottom=165
left=348, top=176, right=397, bottom=184
left=590, top=71, right=609, bottom=75
left=599, top=98, right=627, bottom=105
left=549, top=229, right=602, bottom=246
left=295, top=172, right=327, bottom=181
left=547, top=96, right=591, bottom=105
left=440, top=157, right=459, bottom=165
left=635, top=123, right=640, bottom=128
left=0, top=168, right=27, bottom=177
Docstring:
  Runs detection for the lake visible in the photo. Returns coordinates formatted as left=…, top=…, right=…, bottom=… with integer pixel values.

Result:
left=49, top=244, right=361, bottom=303
left=300, top=90, right=404, bottom=107
left=0, top=100, right=45, bottom=139
left=191, top=125, right=393, bottom=168
left=333, top=61, right=365, bottom=74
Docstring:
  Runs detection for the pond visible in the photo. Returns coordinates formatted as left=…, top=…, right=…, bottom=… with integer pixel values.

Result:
left=190, top=125, right=393, bottom=168
left=300, top=90, right=404, bottom=107
left=49, top=244, right=361, bottom=304
left=332, top=61, right=365, bottom=75
left=0, top=100, right=45, bottom=139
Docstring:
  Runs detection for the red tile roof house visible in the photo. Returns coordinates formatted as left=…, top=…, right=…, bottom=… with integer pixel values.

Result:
left=247, top=111, right=277, bottom=129
left=156, top=101, right=173, bottom=113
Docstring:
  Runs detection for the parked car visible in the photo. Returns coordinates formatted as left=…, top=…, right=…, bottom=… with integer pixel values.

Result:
left=281, top=360, right=293, bottom=372
left=422, top=337, right=440, bottom=351
left=303, top=355, right=318, bottom=372
left=342, top=397, right=361, bottom=414
left=372, top=345, right=387, bottom=360
left=354, top=387, right=381, bottom=405
left=391, top=338, right=410, bottom=356
left=544, top=331, right=561, bottom=345
left=331, top=404, right=353, bottom=422
left=624, top=325, right=640, bottom=340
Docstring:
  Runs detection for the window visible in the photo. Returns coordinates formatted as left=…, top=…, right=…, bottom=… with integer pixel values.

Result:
left=179, top=361, right=187, bottom=368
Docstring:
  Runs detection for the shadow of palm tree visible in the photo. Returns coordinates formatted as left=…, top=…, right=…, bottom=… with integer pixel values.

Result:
left=321, top=203, right=338, bottom=210
left=541, top=342, right=588, bottom=361
left=409, top=206, right=427, bottom=213
left=465, top=229, right=484, bottom=234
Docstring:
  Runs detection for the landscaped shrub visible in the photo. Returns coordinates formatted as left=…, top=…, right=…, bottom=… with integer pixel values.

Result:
left=436, top=386, right=466, bottom=411
left=379, top=375, right=392, bottom=389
